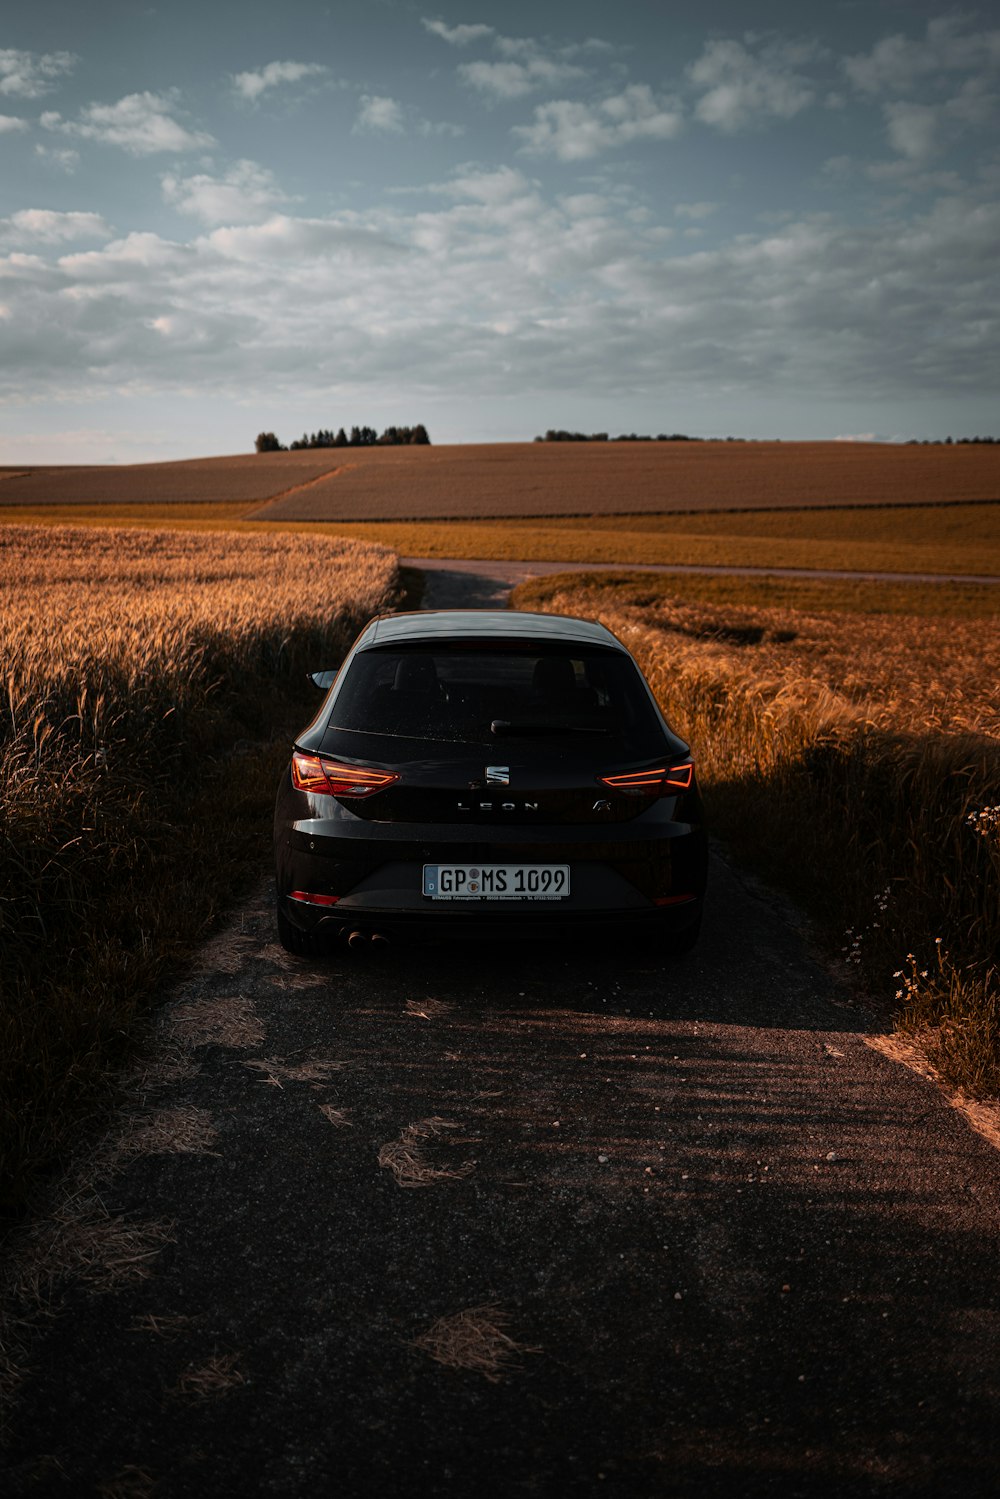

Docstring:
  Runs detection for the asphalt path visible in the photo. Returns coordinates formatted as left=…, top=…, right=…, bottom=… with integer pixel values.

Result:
left=4, top=567, right=1000, bottom=1498
left=402, top=555, right=1000, bottom=605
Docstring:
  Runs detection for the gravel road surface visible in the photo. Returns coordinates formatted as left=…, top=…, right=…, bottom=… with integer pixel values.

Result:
left=3, top=565, right=999, bottom=1498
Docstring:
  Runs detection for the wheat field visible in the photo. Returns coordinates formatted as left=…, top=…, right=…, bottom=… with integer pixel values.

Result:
left=512, top=572, right=1000, bottom=1095
left=0, top=525, right=398, bottom=1207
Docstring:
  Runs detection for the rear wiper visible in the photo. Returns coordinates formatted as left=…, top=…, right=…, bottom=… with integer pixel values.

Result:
left=490, top=719, right=610, bottom=737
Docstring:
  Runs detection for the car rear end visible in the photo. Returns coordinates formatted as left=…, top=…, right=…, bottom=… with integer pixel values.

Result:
left=274, top=613, right=708, bottom=951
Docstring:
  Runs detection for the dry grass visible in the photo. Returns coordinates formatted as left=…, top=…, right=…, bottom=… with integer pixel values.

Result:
left=243, top=1057, right=345, bottom=1087
left=405, top=996, right=456, bottom=1020
left=512, top=572, right=1000, bottom=1096
left=318, top=1104, right=353, bottom=1128
left=129, top=1312, right=193, bottom=1338
left=378, top=1118, right=477, bottom=1188
left=97, top=1106, right=220, bottom=1171
left=410, top=1303, right=539, bottom=1382
left=168, top=996, right=266, bottom=1051
left=96, top=1466, right=157, bottom=1499
left=171, top=1351, right=246, bottom=1399
left=0, top=523, right=398, bottom=1210
left=11, top=1196, right=175, bottom=1303
left=286, top=504, right=1000, bottom=580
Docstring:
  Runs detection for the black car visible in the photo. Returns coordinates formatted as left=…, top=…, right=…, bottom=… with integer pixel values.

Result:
left=274, top=609, right=707, bottom=954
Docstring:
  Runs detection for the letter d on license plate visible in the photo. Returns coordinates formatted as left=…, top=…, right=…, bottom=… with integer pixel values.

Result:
left=423, top=864, right=570, bottom=900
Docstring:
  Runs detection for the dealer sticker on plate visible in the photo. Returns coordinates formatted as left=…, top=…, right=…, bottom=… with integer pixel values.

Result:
left=423, top=864, right=570, bottom=900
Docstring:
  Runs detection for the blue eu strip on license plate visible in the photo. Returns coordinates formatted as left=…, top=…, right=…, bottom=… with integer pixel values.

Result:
left=422, top=864, right=570, bottom=900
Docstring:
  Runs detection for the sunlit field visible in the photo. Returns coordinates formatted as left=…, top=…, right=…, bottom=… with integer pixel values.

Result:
left=3, top=498, right=999, bottom=583
left=512, top=571, right=1000, bottom=1096
left=0, top=525, right=398, bottom=1210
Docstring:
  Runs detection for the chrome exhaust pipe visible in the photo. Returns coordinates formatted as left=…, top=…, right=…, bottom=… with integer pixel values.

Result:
left=347, top=929, right=368, bottom=951
left=370, top=932, right=390, bottom=949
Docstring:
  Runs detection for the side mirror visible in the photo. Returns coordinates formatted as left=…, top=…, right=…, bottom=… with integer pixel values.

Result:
left=308, top=669, right=338, bottom=691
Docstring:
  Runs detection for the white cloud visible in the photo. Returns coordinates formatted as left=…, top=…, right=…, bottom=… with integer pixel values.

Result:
left=0, top=113, right=27, bottom=133
left=884, top=100, right=940, bottom=161
left=41, top=92, right=215, bottom=155
left=354, top=95, right=406, bottom=134
left=689, top=37, right=820, bottom=132
left=2, top=209, right=113, bottom=243
left=422, top=19, right=495, bottom=47
left=2, top=173, right=997, bottom=437
left=230, top=60, right=329, bottom=103
left=514, top=85, right=683, bottom=159
left=844, top=17, right=1000, bottom=97
left=459, top=55, right=585, bottom=100
left=0, top=48, right=76, bottom=99
left=353, top=94, right=462, bottom=139
left=675, top=201, right=719, bottom=221
left=34, top=143, right=79, bottom=172
left=162, top=161, right=289, bottom=224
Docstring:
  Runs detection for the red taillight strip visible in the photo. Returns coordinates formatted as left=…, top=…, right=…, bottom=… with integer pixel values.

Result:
left=289, top=890, right=340, bottom=906
left=291, top=752, right=399, bottom=798
left=599, top=762, right=694, bottom=792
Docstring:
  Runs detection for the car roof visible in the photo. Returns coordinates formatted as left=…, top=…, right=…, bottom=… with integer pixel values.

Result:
left=358, top=609, right=624, bottom=651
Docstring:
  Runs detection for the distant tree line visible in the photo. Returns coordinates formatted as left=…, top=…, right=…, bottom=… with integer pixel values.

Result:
left=534, top=430, right=743, bottom=443
left=537, top=430, right=1000, bottom=446
left=255, top=424, right=430, bottom=453
left=905, top=436, right=999, bottom=445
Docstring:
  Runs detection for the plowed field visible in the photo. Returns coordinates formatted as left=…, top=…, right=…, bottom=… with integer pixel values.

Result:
left=2, top=441, right=998, bottom=516
left=0, top=450, right=343, bottom=506
left=254, top=441, right=1000, bottom=519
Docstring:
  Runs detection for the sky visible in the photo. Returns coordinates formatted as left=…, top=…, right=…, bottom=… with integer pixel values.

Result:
left=1, top=0, right=998, bottom=462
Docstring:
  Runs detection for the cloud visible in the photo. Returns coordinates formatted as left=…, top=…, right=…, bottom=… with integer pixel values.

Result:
left=458, top=56, right=585, bottom=100
left=0, top=113, right=28, bottom=133
left=689, top=37, right=820, bottom=132
left=353, top=94, right=463, bottom=138
left=2, top=209, right=113, bottom=243
left=162, top=161, right=290, bottom=224
left=230, top=60, right=330, bottom=103
left=844, top=16, right=1000, bottom=97
left=2, top=171, right=997, bottom=437
left=884, top=100, right=940, bottom=161
left=675, top=201, right=719, bottom=221
left=514, top=85, right=683, bottom=159
left=41, top=92, right=215, bottom=155
left=34, top=143, right=80, bottom=172
left=0, top=48, right=76, bottom=99
left=354, top=95, right=406, bottom=134
left=422, top=19, right=495, bottom=47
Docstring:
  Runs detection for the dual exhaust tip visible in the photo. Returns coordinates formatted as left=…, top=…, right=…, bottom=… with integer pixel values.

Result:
left=346, top=928, right=390, bottom=952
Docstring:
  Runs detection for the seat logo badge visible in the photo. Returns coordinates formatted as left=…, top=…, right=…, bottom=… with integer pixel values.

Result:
left=485, top=766, right=510, bottom=785
left=593, top=799, right=612, bottom=812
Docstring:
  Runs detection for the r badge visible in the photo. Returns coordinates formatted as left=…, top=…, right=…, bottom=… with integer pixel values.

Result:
left=485, top=765, right=510, bottom=785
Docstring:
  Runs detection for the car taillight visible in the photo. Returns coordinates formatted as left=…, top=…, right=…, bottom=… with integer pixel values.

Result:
left=291, top=752, right=400, bottom=798
left=598, top=762, right=695, bottom=794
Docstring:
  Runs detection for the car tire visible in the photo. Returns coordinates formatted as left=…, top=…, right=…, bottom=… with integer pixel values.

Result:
left=276, top=901, right=322, bottom=958
left=662, top=912, right=702, bottom=958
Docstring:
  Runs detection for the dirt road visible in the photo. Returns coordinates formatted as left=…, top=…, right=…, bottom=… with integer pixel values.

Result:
left=3, top=568, right=1000, bottom=1498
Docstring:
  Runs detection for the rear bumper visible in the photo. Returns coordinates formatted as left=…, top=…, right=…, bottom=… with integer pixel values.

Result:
left=276, top=812, right=708, bottom=943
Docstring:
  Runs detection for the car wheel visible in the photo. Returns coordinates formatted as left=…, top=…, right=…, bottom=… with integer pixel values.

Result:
left=662, top=912, right=702, bottom=958
left=276, top=901, right=322, bottom=958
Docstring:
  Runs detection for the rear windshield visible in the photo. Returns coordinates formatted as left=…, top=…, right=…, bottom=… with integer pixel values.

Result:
left=328, top=644, right=662, bottom=744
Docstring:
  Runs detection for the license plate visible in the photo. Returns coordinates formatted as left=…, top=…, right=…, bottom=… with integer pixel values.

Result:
left=423, top=864, right=571, bottom=901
